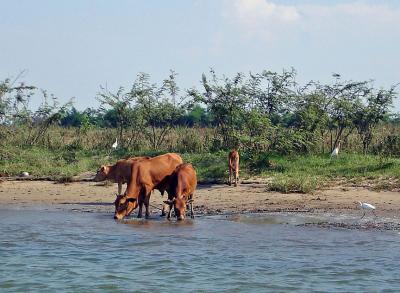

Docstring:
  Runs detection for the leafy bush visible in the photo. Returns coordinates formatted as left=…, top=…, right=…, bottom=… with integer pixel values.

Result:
left=374, top=135, right=400, bottom=157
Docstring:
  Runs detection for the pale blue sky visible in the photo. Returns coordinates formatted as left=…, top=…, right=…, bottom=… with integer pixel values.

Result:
left=1, top=0, right=400, bottom=110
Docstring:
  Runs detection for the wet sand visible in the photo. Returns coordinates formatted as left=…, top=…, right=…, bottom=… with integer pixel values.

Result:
left=1, top=180, right=399, bottom=224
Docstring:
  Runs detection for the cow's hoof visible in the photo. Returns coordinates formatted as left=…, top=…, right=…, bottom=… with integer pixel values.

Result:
left=137, top=214, right=142, bottom=218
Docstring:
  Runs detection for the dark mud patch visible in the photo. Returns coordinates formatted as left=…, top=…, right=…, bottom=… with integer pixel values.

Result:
left=299, top=221, right=400, bottom=231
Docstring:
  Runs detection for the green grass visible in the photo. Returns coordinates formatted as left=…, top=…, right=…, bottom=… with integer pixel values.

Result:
left=1, top=144, right=400, bottom=193
left=0, top=145, right=102, bottom=178
left=254, top=154, right=400, bottom=193
left=182, top=152, right=228, bottom=182
left=267, top=175, right=320, bottom=194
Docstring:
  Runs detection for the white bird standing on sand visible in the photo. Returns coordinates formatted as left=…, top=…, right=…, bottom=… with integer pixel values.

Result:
left=357, top=201, right=376, bottom=218
left=331, top=142, right=341, bottom=158
left=112, top=138, right=118, bottom=150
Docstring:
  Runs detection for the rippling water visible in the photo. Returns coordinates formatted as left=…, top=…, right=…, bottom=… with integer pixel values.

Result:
left=1, top=210, right=400, bottom=292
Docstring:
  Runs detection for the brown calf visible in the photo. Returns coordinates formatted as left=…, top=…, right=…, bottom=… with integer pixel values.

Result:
left=228, top=149, right=240, bottom=187
left=113, top=153, right=183, bottom=220
left=162, top=163, right=197, bottom=221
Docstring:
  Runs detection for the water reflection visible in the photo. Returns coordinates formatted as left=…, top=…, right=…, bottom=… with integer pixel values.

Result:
left=119, top=217, right=195, bottom=230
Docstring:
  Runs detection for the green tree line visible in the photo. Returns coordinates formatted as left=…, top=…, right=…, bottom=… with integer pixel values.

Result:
left=1, top=69, right=399, bottom=156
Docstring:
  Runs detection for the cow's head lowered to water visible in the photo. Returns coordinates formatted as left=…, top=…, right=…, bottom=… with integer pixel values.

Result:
left=165, top=195, right=193, bottom=221
left=114, top=194, right=137, bottom=220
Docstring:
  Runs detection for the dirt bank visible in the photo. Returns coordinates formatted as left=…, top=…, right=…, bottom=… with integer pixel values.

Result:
left=1, top=180, right=399, bottom=220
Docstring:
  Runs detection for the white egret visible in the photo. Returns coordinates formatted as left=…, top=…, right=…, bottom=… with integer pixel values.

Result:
left=357, top=201, right=376, bottom=218
left=331, top=142, right=340, bottom=157
left=112, top=138, right=118, bottom=150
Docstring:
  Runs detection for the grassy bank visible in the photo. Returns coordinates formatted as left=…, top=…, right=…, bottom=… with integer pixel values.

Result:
left=1, top=144, right=399, bottom=192
left=255, top=154, right=400, bottom=193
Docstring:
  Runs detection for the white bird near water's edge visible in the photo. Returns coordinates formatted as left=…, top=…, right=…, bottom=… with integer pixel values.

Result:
left=112, top=138, right=118, bottom=150
left=358, top=201, right=376, bottom=219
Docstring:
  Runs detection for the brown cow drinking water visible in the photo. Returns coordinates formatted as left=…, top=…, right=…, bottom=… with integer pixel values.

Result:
left=94, top=156, right=150, bottom=195
left=162, top=163, right=197, bottom=221
left=113, top=153, right=183, bottom=220
left=228, top=149, right=240, bottom=187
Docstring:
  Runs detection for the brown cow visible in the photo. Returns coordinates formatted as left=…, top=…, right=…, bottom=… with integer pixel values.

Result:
left=113, top=153, right=183, bottom=220
left=228, top=149, right=240, bottom=187
left=163, top=163, right=197, bottom=221
left=94, top=156, right=150, bottom=195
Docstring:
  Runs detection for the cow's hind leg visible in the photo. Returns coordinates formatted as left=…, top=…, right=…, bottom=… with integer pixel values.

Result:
left=234, top=160, right=239, bottom=186
left=118, top=182, right=122, bottom=195
left=144, top=197, right=150, bottom=219
left=235, top=168, right=239, bottom=187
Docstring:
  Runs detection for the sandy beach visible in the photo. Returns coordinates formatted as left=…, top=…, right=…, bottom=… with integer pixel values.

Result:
left=1, top=179, right=399, bottom=223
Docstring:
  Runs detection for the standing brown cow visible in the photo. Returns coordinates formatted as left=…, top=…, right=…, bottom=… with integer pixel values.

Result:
left=113, top=153, right=183, bottom=220
left=94, top=156, right=150, bottom=195
left=228, top=149, right=240, bottom=187
left=162, top=163, right=197, bottom=221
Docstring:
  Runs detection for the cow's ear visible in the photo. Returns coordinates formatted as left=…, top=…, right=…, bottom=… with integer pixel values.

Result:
left=127, top=197, right=137, bottom=203
left=100, top=166, right=106, bottom=172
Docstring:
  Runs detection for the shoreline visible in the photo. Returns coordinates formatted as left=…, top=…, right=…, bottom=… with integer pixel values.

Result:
left=1, top=180, right=399, bottom=231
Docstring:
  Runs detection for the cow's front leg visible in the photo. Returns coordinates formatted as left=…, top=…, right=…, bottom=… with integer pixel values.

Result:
left=118, top=182, right=122, bottom=195
left=161, top=202, right=168, bottom=217
left=161, top=205, right=166, bottom=217
left=234, top=169, right=239, bottom=187
left=228, top=168, right=232, bottom=186
left=142, top=186, right=152, bottom=219
left=187, top=195, right=194, bottom=219
left=137, top=199, right=143, bottom=218
left=190, top=203, right=194, bottom=219
left=167, top=204, right=173, bottom=219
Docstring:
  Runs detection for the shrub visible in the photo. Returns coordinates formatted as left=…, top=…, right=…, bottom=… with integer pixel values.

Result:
left=267, top=175, right=320, bottom=194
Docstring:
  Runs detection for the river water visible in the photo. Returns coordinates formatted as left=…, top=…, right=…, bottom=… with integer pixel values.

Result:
left=1, top=209, right=400, bottom=292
